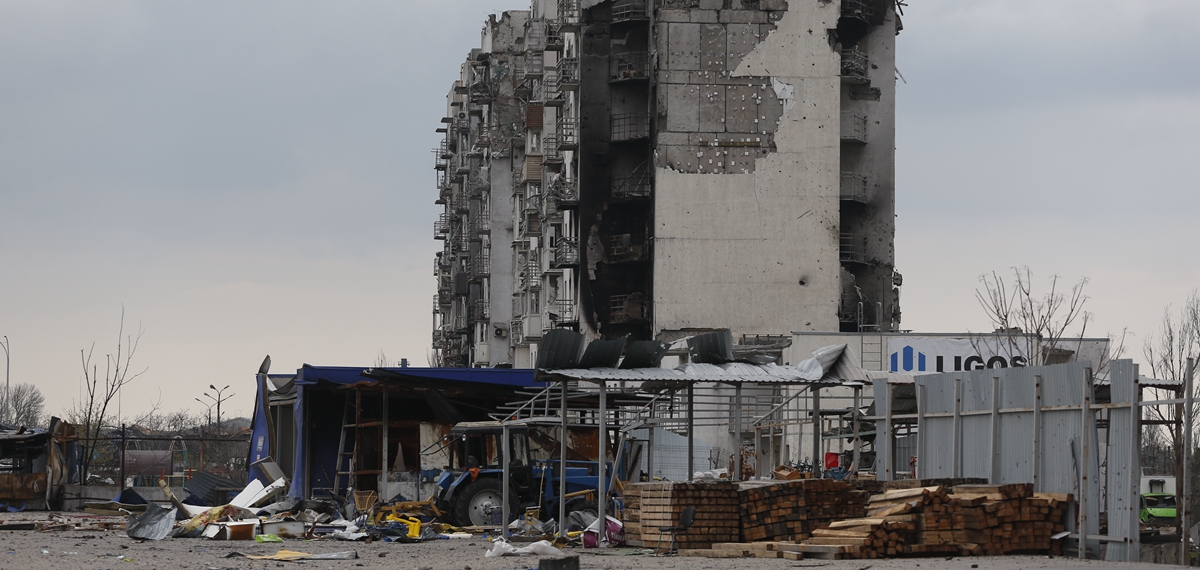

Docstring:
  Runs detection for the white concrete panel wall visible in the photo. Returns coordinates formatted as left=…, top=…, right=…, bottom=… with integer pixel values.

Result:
left=654, top=0, right=843, bottom=337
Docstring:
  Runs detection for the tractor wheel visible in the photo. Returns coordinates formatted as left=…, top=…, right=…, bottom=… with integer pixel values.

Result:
left=454, top=478, right=506, bottom=527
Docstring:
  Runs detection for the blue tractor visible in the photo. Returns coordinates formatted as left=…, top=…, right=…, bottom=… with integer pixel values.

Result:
left=434, top=421, right=622, bottom=527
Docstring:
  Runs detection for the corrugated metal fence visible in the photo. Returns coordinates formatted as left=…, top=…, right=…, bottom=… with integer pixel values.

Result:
left=873, top=360, right=1140, bottom=561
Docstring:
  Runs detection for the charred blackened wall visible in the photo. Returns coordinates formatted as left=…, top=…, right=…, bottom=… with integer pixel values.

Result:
left=579, top=1, right=656, bottom=341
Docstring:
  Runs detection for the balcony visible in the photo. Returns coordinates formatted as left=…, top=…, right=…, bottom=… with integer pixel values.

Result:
left=555, top=57, right=579, bottom=91
left=558, top=0, right=580, bottom=31
left=433, top=214, right=451, bottom=239
left=519, top=208, right=542, bottom=238
left=545, top=28, right=565, bottom=52
left=841, top=47, right=869, bottom=83
left=473, top=254, right=491, bottom=278
left=611, top=173, right=652, bottom=200
left=521, top=155, right=544, bottom=184
left=610, top=53, right=650, bottom=82
left=553, top=239, right=579, bottom=267
left=474, top=299, right=490, bottom=321
left=522, top=314, right=543, bottom=340
left=607, top=234, right=648, bottom=263
left=473, top=210, right=491, bottom=235
left=840, top=111, right=867, bottom=143
left=612, top=0, right=649, bottom=23
left=611, top=113, right=650, bottom=142
left=511, top=320, right=526, bottom=346
left=609, top=294, right=648, bottom=324
left=557, top=117, right=578, bottom=150
left=841, top=0, right=874, bottom=22
left=525, top=18, right=547, bottom=53
left=520, top=259, right=543, bottom=290
left=543, top=134, right=563, bottom=166
left=525, top=55, right=545, bottom=78
left=840, top=232, right=866, bottom=264
left=548, top=299, right=578, bottom=326
left=543, top=72, right=566, bottom=107
left=840, top=172, right=869, bottom=204
left=548, top=177, right=578, bottom=209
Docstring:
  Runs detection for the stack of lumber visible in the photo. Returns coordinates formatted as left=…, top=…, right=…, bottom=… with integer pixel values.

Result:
left=636, top=481, right=740, bottom=551
left=792, top=483, right=1072, bottom=559
left=950, top=484, right=1070, bottom=556
left=880, top=485, right=971, bottom=555
left=621, top=483, right=644, bottom=547
left=738, top=479, right=868, bottom=542
left=791, top=516, right=917, bottom=559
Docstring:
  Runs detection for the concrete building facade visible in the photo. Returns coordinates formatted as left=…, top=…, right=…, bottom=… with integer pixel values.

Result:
left=433, top=0, right=902, bottom=368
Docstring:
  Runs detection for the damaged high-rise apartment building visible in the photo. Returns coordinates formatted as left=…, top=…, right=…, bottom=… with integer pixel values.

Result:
left=433, top=0, right=902, bottom=367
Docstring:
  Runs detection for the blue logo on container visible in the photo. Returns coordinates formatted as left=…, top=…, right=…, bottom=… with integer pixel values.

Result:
left=890, top=346, right=926, bottom=372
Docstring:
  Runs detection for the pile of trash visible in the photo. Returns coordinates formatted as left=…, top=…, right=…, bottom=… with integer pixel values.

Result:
left=121, top=476, right=474, bottom=545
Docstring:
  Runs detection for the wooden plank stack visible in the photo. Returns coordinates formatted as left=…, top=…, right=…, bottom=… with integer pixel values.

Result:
left=737, top=479, right=868, bottom=542
left=792, top=515, right=917, bottom=559
left=635, top=481, right=740, bottom=551
left=790, top=483, right=1071, bottom=559
left=621, top=483, right=644, bottom=547
left=950, top=484, right=1070, bottom=556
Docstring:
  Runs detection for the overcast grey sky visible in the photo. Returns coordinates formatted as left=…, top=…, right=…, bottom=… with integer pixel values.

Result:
left=1, top=1, right=1197, bottom=421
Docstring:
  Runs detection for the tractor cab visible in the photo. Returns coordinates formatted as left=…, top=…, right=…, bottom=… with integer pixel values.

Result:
left=435, top=422, right=537, bottom=526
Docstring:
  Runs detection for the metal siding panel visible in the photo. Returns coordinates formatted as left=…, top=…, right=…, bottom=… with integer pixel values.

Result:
left=873, top=378, right=891, bottom=480
left=1105, top=360, right=1139, bottom=561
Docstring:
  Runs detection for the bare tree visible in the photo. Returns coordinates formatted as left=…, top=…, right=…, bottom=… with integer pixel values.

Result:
left=974, top=266, right=1097, bottom=366
left=1141, top=291, right=1200, bottom=450
left=8, top=383, right=45, bottom=428
left=374, top=350, right=391, bottom=368
left=71, top=306, right=147, bottom=484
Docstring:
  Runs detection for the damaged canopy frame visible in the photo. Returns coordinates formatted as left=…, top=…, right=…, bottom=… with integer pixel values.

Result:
left=527, top=330, right=868, bottom=546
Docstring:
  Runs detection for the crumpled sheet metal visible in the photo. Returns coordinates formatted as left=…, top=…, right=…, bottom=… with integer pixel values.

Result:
left=125, top=503, right=177, bottom=541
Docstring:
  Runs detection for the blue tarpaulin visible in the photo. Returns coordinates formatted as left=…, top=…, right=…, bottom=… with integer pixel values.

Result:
left=248, top=365, right=536, bottom=500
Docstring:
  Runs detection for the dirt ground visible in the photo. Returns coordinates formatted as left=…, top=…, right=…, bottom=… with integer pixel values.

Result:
left=0, top=512, right=1175, bottom=570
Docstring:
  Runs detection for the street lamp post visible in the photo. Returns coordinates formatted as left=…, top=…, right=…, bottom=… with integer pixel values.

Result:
left=1, top=336, right=9, bottom=425
left=200, top=384, right=234, bottom=436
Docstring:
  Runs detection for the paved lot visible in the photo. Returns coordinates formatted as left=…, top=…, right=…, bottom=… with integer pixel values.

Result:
left=0, top=512, right=1175, bottom=570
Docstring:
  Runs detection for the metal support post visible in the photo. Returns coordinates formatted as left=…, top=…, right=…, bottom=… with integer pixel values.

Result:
left=1130, top=367, right=1141, bottom=563
left=502, top=422, right=511, bottom=535
left=381, top=389, right=389, bottom=496
left=812, top=386, right=821, bottom=477
left=953, top=377, right=963, bottom=478
left=687, top=385, right=694, bottom=481
left=989, top=376, right=1001, bottom=483
left=916, top=383, right=925, bottom=479
left=1183, top=358, right=1194, bottom=566
left=559, top=380, right=567, bottom=538
left=734, top=383, right=742, bottom=481
left=1032, top=376, right=1042, bottom=489
left=852, top=386, right=861, bottom=475
left=883, top=382, right=893, bottom=481
left=597, top=381, right=607, bottom=546
left=1080, top=368, right=1092, bottom=559
left=120, top=423, right=127, bottom=489
left=646, top=402, right=656, bottom=481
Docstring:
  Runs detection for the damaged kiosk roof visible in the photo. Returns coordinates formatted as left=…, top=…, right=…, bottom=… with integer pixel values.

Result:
left=535, top=330, right=868, bottom=387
